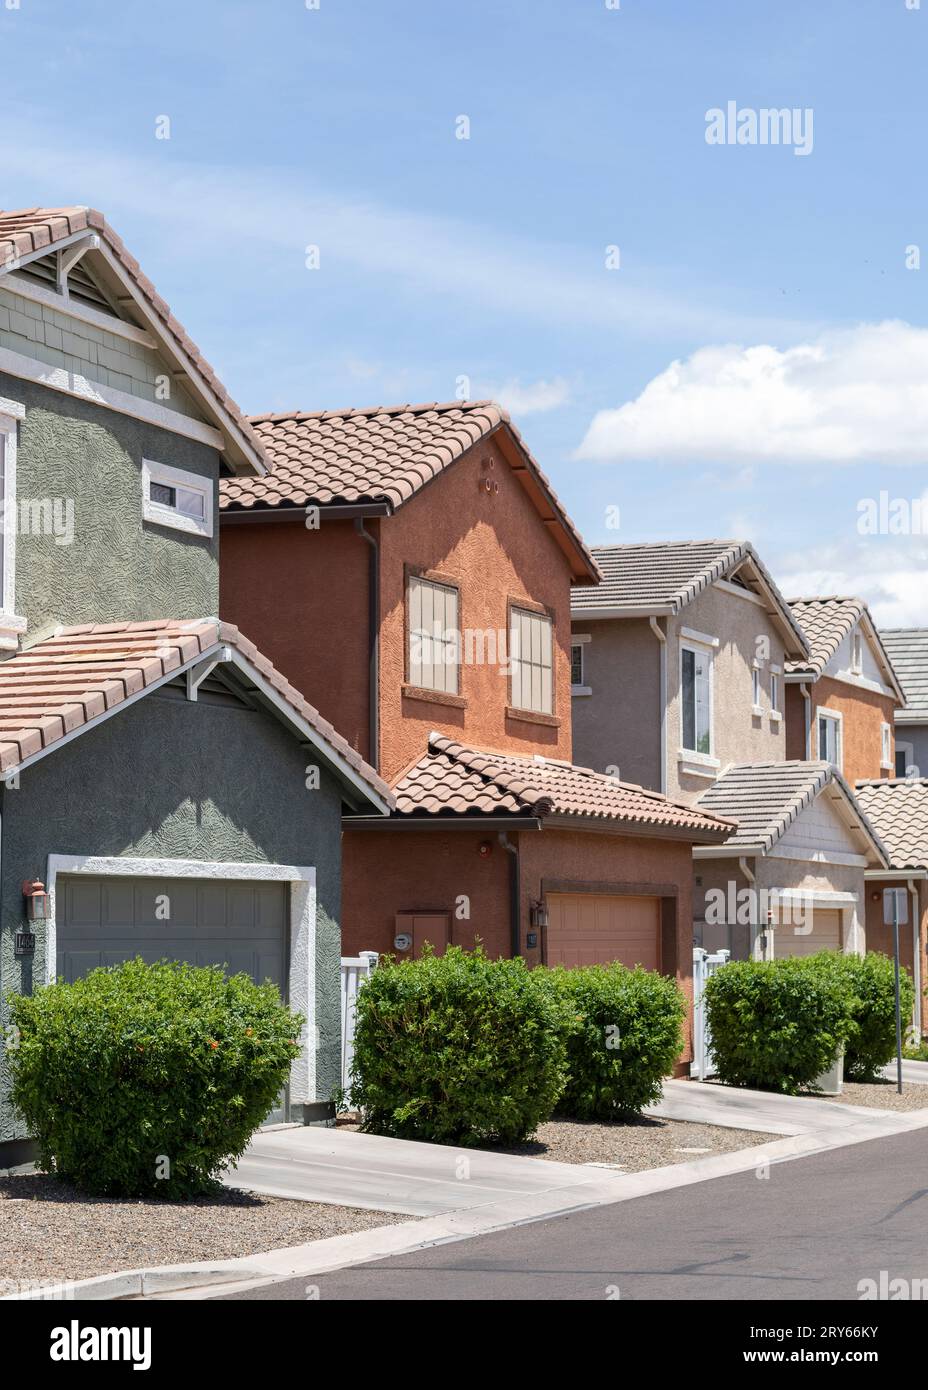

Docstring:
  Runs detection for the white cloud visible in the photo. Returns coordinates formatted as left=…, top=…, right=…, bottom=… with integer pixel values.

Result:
left=489, top=378, right=570, bottom=415
left=577, top=322, right=928, bottom=465
left=775, top=537, right=928, bottom=628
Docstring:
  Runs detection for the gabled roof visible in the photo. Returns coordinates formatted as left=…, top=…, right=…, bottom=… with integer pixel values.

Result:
left=880, top=629, right=928, bottom=720
left=0, top=206, right=266, bottom=475
left=570, top=539, right=809, bottom=658
left=694, top=760, right=888, bottom=864
left=383, top=732, right=734, bottom=841
left=219, top=401, right=600, bottom=584
left=855, top=778, right=928, bottom=872
left=786, top=597, right=905, bottom=701
left=0, top=618, right=391, bottom=813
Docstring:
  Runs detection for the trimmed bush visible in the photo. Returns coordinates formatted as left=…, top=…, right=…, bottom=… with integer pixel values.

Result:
left=819, top=951, right=915, bottom=1080
left=347, top=946, right=569, bottom=1145
left=8, top=958, right=303, bottom=1198
left=703, top=954, right=854, bottom=1094
left=539, top=963, right=687, bottom=1118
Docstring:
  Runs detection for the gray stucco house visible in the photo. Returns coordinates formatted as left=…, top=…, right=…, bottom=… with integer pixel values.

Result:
left=880, top=629, right=928, bottom=778
left=0, top=206, right=391, bottom=1165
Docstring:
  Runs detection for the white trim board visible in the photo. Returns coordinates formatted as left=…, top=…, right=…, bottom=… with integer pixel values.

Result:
left=3, top=272, right=157, bottom=348
left=45, top=854, right=318, bottom=1104
left=0, top=343, right=224, bottom=451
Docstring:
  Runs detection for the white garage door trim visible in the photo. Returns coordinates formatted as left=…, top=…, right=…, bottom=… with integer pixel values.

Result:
left=45, top=855, right=317, bottom=1103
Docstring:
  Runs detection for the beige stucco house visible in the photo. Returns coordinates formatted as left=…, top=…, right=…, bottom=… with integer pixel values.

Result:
left=571, top=541, right=890, bottom=960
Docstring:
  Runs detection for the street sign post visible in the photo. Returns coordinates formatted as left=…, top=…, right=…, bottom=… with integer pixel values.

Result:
left=883, top=888, right=908, bottom=1095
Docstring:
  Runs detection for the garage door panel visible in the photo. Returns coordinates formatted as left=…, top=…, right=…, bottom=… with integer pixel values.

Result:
left=66, top=879, right=103, bottom=927
left=774, top=907, right=843, bottom=958
left=547, top=892, right=661, bottom=971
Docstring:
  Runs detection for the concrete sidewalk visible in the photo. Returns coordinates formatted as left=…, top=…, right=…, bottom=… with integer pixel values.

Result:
left=647, top=1078, right=899, bottom=1135
left=881, top=1058, right=928, bottom=1085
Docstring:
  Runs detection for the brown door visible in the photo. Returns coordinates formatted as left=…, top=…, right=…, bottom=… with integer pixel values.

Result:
left=546, top=892, right=661, bottom=970
left=772, top=907, right=843, bottom=958
left=395, top=912, right=451, bottom=958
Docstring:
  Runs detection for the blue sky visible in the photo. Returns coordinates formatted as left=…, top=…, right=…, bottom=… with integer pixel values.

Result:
left=3, top=0, right=928, bottom=620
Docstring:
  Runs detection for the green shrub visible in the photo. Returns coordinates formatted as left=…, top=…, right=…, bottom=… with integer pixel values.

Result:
left=817, top=951, right=915, bottom=1080
left=8, top=958, right=303, bottom=1198
left=539, top=964, right=686, bottom=1118
left=347, top=946, right=569, bottom=1145
left=703, top=954, right=854, bottom=1094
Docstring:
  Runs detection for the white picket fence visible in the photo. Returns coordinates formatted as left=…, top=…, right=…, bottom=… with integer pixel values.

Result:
left=690, top=947, right=730, bottom=1080
left=340, top=952, right=378, bottom=1092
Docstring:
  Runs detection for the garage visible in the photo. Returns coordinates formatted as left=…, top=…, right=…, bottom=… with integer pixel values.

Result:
left=545, top=892, right=662, bottom=970
left=772, top=906, right=843, bottom=958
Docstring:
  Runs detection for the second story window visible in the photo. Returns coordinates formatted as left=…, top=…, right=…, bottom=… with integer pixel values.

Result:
left=881, top=722, right=892, bottom=770
left=510, top=606, right=553, bottom=715
left=408, top=574, right=459, bottom=695
left=142, top=459, right=213, bottom=538
left=771, top=670, right=780, bottom=713
left=752, top=665, right=762, bottom=709
left=851, top=630, right=863, bottom=674
left=817, top=709, right=842, bottom=769
left=681, top=643, right=712, bottom=755
left=570, top=642, right=584, bottom=688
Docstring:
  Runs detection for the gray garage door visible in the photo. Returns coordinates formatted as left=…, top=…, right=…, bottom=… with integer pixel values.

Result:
left=57, top=874, right=290, bottom=1123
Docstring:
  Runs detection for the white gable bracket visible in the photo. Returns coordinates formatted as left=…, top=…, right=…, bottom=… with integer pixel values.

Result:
left=186, top=647, right=232, bottom=701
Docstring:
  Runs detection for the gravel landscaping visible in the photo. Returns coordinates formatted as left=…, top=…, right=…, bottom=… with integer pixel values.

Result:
left=817, top=1079, right=928, bottom=1112
left=489, top=1115, right=775, bottom=1170
left=0, top=1174, right=408, bottom=1291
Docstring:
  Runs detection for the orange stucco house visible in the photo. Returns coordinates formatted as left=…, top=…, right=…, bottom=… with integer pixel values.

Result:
left=219, top=401, right=733, bottom=1068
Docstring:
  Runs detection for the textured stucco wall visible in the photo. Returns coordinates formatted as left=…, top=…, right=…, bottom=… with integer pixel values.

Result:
left=569, top=617, right=661, bottom=786
left=1, top=369, right=219, bottom=636
left=0, top=691, right=343, bottom=1141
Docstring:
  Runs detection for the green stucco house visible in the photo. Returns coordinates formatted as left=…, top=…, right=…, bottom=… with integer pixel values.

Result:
left=0, top=206, right=391, bottom=1166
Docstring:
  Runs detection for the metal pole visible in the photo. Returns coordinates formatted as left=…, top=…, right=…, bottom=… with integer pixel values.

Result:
left=893, top=895, right=904, bottom=1095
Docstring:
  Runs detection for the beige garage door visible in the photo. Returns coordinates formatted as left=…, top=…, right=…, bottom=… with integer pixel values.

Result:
left=546, top=893, right=661, bottom=970
left=773, top=907, right=843, bottom=958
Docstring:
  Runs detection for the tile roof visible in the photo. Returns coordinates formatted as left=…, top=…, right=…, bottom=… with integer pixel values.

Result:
left=855, top=778, right=928, bottom=871
left=0, top=618, right=390, bottom=809
left=571, top=539, right=809, bottom=658
left=880, top=629, right=928, bottom=716
left=0, top=206, right=265, bottom=474
left=786, top=597, right=904, bottom=700
left=695, top=760, right=888, bottom=862
left=219, top=400, right=600, bottom=582
left=389, top=732, right=735, bottom=841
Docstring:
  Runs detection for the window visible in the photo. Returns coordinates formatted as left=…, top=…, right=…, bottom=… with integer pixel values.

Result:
left=771, top=671, right=779, bottom=713
left=896, top=742, right=917, bottom=778
left=408, top=574, right=459, bottom=695
left=752, top=665, right=761, bottom=708
left=851, top=630, right=863, bottom=674
left=142, top=459, right=213, bottom=537
left=570, top=642, right=584, bottom=688
left=881, top=722, right=893, bottom=770
left=510, top=607, right=553, bottom=714
left=818, top=710, right=842, bottom=768
left=682, top=644, right=712, bottom=754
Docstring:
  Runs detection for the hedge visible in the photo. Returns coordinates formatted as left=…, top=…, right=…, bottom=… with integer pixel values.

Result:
left=8, top=958, right=303, bottom=1198
left=815, top=951, right=915, bottom=1080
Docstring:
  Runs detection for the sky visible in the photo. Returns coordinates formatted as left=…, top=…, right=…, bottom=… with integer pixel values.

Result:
left=2, top=0, right=928, bottom=622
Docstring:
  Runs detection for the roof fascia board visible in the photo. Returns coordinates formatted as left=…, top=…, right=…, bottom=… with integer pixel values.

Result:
left=866, top=868, right=928, bottom=880
left=571, top=604, right=676, bottom=621
left=0, top=227, right=93, bottom=276
left=859, top=610, right=907, bottom=704
left=0, top=343, right=225, bottom=451
left=538, top=811, right=733, bottom=844
left=220, top=502, right=392, bottom=525
left=894, top=710, right=928, bottom=724
left=693, top=843, right=766, bottom=858
left=343, top=815, right=544, bottom=831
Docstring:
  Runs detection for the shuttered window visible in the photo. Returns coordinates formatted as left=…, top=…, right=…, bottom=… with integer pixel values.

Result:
left=511, top=607, right=553, bottom=714
left=408, top=575, right=459, bottom=694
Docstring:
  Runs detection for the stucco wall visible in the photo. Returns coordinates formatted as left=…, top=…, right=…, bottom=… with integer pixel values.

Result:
left=220, top=516, right=372, bottom=760
left=666, top=583, right=787, bottom=804
left=0, top=690, right=344, bottom=1141
left=2, top=370, right=219, bottom=635
left=378, top=434, right=574, bottom=783
left=804, top=674, right=897, bottom=784
left=569, top=618, right=662, bottom=785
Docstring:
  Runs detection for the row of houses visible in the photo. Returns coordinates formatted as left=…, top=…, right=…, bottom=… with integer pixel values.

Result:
left=0, top=205, right=925, bottom=1162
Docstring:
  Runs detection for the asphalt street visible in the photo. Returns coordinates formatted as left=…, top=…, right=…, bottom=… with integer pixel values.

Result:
left=222, top=1127, right=928, bottom=1301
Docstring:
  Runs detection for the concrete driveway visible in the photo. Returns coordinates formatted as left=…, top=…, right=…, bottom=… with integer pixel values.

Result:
left=648, top=1078, right=904, bottom=1135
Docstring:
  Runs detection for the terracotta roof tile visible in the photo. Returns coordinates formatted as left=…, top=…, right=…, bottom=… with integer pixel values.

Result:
left=391, top=732, right=733, bottom=840
left=855, top=778, right=928, bottom=870
left=0, top=618, right=391, bottom=810
left=0, top=206, right=266, bottom=474
left=219, top=400, right=599, bottom=582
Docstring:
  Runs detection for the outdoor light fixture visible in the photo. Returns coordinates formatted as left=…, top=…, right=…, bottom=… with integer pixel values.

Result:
left=22, top=878, right=49, bottom=921
left=529, top=899, right=549, bottom=930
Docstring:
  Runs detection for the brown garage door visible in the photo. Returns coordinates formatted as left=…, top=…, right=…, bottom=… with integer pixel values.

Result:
left=773, top=907, right=843, bottom=958
left=546, top=892, right=661, bottom=970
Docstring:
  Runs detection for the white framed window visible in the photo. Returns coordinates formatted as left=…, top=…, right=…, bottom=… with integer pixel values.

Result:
left=570, top=641, right=584, bottom=688
left=752, top=664, right=762, bottom=709
left=881, top=722, right=893, bottom=770
left=817, top=708, right=843, bottom=769
left=142, top=459, right=213, bottom=537
left=851, top=629, right=863, bottom=674
left=896, top=740, right=918, bottom=778
left=681, top=641, right=713, bottom=755
left=771, top=670, right=780, bottom=714
left=511, top=606, right=554, bottom=714
left=408, top=574, right=459, bottom=695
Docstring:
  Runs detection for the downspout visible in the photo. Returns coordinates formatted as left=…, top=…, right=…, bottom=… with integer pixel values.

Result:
left=649, top=617, right=667, bottom=795
left=498, top=832, right=521, bottom=959
left=354, top=519, right=379, bottom=772
left=740, top=856, right=763, bottom=960
left=909, top=877, right=922, bottom=1039
left=799, top=683, right=812, bottom=759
